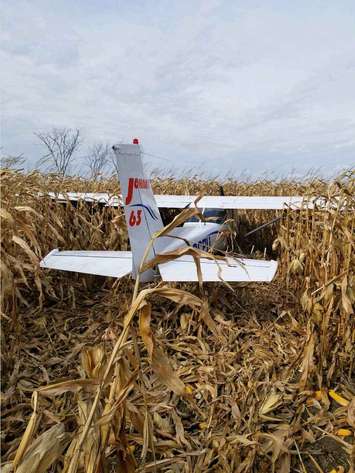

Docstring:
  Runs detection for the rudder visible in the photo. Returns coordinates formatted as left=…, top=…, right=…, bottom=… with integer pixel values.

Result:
left=112, top=141, right=163, bottom=282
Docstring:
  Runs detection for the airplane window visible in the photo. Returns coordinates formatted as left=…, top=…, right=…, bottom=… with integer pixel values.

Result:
left=186, top=209, right=226, bottom=223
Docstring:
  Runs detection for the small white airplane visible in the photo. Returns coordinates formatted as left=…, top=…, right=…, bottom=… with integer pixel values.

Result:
left=40, top=140, right=279, bottom=283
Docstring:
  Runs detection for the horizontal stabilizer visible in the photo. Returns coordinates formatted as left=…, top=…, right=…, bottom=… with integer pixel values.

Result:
left=40, top=249, right=132, bottom=278
left=158, top=256, right=277, bottom=282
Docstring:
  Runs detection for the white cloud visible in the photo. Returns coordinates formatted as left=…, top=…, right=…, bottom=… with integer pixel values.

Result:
left=1, top=0, right=354, bottom=177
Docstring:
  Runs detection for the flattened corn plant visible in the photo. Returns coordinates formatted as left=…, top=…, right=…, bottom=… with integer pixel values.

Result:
left=1, top=167, right=354, bottom=472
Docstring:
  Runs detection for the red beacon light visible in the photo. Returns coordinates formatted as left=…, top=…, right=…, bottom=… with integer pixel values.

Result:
left=132, top=138, right=139, bottom=145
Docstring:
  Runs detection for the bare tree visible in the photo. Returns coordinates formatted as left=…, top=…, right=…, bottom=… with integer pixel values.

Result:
left=0, top=153, right=25, bottom=170
left=35, top=128, right=80, bottom=176
left=86, top=143, right=110, bottom=180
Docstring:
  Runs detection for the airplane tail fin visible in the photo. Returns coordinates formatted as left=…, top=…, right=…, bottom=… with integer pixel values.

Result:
left=112, top=140, right=164, bottom=281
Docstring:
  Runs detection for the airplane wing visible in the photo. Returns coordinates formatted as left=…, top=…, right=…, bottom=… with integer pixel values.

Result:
left=158, top=256, right=277, bottom=282
left=43, top=192, right=121, bottom=206
left=154, top=195, right=317, bottom=209
left=40, top=249, right=132, bottom=278
left=45, top=192, right=322, bottom=210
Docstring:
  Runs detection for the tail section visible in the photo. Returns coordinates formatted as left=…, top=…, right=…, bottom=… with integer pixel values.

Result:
left=112, top=140, right=164, bottom=281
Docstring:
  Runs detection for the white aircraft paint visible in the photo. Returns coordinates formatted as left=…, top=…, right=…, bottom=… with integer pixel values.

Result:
left=41, top=249, right=132, bottom=278
left=159, top=256, right=278, bottom=282
left=44, top=191, right=324, bottom=210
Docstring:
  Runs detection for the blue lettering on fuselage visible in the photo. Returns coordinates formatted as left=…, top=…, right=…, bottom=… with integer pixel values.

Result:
left=192, top=231, right=219, bottom=251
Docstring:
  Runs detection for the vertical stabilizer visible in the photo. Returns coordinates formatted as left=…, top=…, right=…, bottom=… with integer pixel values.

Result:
left=112, top=141, right=163, bottom=282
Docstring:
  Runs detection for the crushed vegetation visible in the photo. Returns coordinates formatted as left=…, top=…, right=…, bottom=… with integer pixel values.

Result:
left=1, top=168, right=354, bottom=472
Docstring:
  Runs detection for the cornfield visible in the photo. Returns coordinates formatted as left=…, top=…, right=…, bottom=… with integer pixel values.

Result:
left=1, top=168, right=354, bottom=473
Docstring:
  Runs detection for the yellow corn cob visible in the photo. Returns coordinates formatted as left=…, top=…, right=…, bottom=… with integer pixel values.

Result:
left=329, top=390, right=349, bottom=407
left=199, top=422, right=208, bottom=430
left=336, top=428, right=352, bottom=437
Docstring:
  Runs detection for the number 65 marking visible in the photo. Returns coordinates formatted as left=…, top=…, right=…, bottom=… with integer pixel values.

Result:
left=129, top=209, right=142, bottom=226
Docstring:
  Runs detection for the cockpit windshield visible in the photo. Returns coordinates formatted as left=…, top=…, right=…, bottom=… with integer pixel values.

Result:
left=187, top=208, right=227, bottom=224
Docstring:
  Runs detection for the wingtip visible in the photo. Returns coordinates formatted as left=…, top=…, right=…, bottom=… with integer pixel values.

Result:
left=40, top=249, right=59, bottom=267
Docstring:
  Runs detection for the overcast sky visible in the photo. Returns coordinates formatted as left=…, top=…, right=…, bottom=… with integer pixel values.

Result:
left=1, top=0, right=355, bottom=178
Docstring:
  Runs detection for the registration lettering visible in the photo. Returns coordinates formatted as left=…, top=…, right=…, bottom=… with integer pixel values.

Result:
left=125, top=177, right=149, bottom=205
